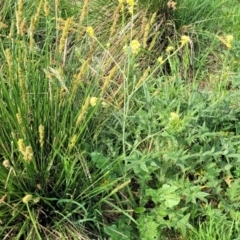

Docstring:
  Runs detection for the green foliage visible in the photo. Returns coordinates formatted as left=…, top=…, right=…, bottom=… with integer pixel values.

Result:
left=1, top=0, right=240, bottom=239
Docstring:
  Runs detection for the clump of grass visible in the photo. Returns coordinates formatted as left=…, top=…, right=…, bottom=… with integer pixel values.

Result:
left=1, top=0, right=240, bottom=239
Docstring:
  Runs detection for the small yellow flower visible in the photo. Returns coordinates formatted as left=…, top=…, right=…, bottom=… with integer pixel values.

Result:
left=90, top=97, right=98, bottom=107
left=127, top=0, right=135, bottom=14
left=217, top=35, right=234, bottom=49
left=170, top=112, right=179, bottom=121
left=86, top=27, right=94, bottom=38
left=226, top=35, right=234, bottom=42
left=128, top=5, right=134, bottom=14
left=157, top=56, right=164, bottom=65
left=180, top=35, right=190, bottom=46
left=166, top=46, right=174, bottom=53
left=127, top=0, right=135, bottom=6
left=22, top=194, right=32, bottom=204
left=106, top=43, right=110, bottom=48
left=130, top=40, right=141, bottom=55
left=226, top=35, right=233, bottom=48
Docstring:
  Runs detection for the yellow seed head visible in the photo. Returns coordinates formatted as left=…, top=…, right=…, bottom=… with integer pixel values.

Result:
left=29, top=0, right=43, bottom=47
left=72, top=60, right=89, bottom=93
left=76, top=97, right=90, bottom=125
left=141, top=16, right=147, bottom=39
left=44, top=0, right=50, bottom=17
left=68, top=134, right=77, bottom=151
left=79, top=0, right=90, bottom=25
left=16, top=0, right=24, bottom=35
left=23, top=146, right=34, bottom=162
left=16, top=112, right=23, bottom=126
left=149, top=12, right=157, bottom=26
left=143, top=22, right=150, bottom=48
left=59, top=17, right=74, bottom=54
left=101, top=65, right=118, bottom=94
left=17, top=138, right=25, bottom=154
left=135, top=67, right=151, bottom=89
left=38, top=124, right=44, bottom=147
left=110, top=4, right=121, bottom=37
left=18, top=66, right=27, bottom=104
left=17, top=139, right=33, bottom=162
left=20, top=18, right=27, bottom=36
left=5, top=48, right=12, bottom=73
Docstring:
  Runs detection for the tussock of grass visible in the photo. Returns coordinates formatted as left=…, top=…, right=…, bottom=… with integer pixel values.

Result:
left=0, top=0, right=240, bottom=239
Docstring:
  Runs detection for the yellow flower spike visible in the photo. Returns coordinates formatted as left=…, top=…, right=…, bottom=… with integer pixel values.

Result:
left=38, top=124, right=44, bottom=147
left=130, top=40, right=141, bottom=55
left=86, top=26, right=94, bottom=38
left=180, top=35, right=190, bottom=46
left=68, top=134, right=77, bottom=151
left=22, top=194, right=32, bottom=204
left=23, top=146, right=34, bottom=162
left=44, top=0, right=50, bottom=17
left=17, top=139, right=25, bottom=154
left=90, top=97, right=98, bottom=107
left=76, top=97, right=90, bottom=125
left=157, top=56, right=164, bottom=65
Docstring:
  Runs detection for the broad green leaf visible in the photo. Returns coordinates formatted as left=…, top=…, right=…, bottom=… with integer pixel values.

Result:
left=164, top=195, right=181, bottom=208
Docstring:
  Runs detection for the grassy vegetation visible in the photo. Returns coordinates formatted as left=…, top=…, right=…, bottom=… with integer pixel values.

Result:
left=0, top=0, right=240, bottom=239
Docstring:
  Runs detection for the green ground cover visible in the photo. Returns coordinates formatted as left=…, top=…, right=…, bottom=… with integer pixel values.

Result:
left=0, top=0, right=240, bottom=239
